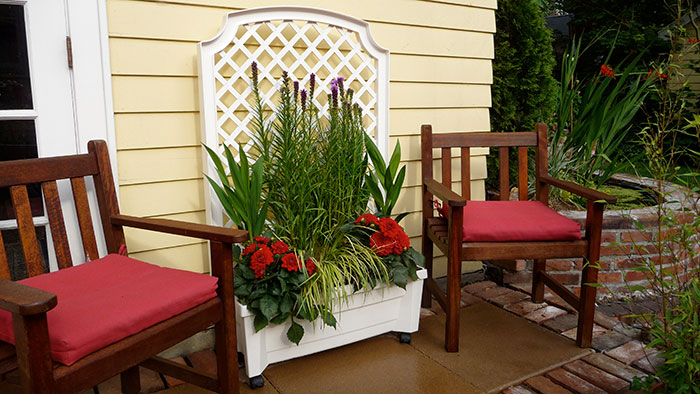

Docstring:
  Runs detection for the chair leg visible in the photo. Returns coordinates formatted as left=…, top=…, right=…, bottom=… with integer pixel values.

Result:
left=421, top=233, right=434, bottom=308
left=120, top=366, right=140, bottom=394
left=532, top=258, right=546, bottom=303
left=577, top=260, right=599, bottom=347
left=211, top=241, right=240, bottom=394
left=215, top=321, right=239, bottom=394
left=445, top=253, right=461, bottom=352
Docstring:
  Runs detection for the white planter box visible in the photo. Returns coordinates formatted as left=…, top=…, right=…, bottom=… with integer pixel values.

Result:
left=235, top=268, right=427, bottom=378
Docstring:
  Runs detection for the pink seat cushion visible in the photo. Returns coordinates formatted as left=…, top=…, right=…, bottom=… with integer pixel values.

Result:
left=0, top=254, right=218, bottom=366
left=446, top=201, right=581, bottom=242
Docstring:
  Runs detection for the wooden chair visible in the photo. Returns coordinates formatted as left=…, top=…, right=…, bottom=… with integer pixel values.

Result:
left=420, top=123, right=616, bottom=352
left=0, top=140, right=247, bottom=393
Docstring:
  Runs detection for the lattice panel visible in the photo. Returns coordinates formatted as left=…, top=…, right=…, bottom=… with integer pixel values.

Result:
left=199, top=7, right=390, bottom=226
left=211, top=19, right=380, bottom=160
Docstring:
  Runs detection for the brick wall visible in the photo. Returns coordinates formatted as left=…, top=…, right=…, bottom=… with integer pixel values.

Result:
left=499, top=207, right=699, bottom=297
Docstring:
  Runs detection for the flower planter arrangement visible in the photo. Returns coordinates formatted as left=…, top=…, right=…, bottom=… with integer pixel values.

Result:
left=205, top=63, right=425, bottom=387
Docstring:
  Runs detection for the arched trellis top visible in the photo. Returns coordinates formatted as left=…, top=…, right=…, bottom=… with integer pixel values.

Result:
left=197, top=6, right=390, bottom=226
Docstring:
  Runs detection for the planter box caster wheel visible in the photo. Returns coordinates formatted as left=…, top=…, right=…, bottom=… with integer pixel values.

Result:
left=249, top=375, right=264, bottom=389
left=399, top=333, right=411, bottom=344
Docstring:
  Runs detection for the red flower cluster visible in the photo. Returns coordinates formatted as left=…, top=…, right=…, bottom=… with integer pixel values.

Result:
left=355, top=213, right=380, bottom=227
left=241, top=237, right=315, bottom=278
left=281, top=253, right=301, bottom=272
left=271, top=241, right=289, bottom=254
left=689, top=38, right=699, bottom=44
left=646, top=69, right=668, bottom=80
left=249, top=247, right=274, bottom=278
left=305, top=259, right=316, bottom=275
left=600, top=65, right=615, bottom=78
left=357, top=214, right=411, bottom=257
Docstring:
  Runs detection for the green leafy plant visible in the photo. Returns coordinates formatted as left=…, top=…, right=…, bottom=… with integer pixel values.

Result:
left=232, top=236, right=335, bottom=345
left=206, top=63, right=424, bottom=344
left=364, top=136, right=407, bottom=222
left=549, top=35, right=654, bottom=204
left=349, top=213, right=424, bottom=288
left=204, top=143, right=267, bottom=241
left=616, top=13, right=700, bottom=388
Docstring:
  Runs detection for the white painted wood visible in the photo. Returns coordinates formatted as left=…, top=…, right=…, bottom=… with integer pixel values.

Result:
left=236, top=268, right=426, bottom=378
left=198, top=6, right=390, bottom=227
left=2, top=0, right=116, bottom=268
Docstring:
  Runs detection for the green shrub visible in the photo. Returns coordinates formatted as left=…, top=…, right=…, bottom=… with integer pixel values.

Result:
left=492, top=0, right=556, bottom=133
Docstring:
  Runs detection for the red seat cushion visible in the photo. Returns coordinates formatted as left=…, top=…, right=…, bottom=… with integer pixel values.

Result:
left=445, top=201, right=581, bottom=242
left=0, top=254, right=218, bottom=366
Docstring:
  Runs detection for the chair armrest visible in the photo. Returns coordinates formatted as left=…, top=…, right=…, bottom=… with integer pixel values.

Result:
left=111, top=214, right=249, bottom=244
left=424, top=178, right=466, bottom=207
left=539, top=175, right=617, bottom=204
left=0, top=279, right=57, bottom=316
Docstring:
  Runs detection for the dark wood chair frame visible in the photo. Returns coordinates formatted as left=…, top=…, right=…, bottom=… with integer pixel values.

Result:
left=0, top=140, right=248, bottom=393
left=420, top=123, right=616, bottom=352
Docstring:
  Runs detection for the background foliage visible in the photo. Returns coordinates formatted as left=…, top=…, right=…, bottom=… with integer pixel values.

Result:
left=491, top=0, right=557, bottom=133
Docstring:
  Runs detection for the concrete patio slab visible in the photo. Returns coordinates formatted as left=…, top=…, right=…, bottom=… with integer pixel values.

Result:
left=411, top=302, right=591, bottom=393
left=262, top=335, right=481, bottom=394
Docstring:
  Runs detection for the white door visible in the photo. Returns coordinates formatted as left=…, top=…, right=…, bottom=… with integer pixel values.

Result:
left=0, top=0, right=101, bottom=277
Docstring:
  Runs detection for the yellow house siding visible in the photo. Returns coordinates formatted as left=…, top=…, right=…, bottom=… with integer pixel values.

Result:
left=107, top=0, right=495, bottom=275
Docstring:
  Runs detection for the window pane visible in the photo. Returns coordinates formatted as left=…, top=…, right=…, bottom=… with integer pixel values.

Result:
left=1, top=228, right=49, bottom=280
left=0, top=120, right=43, bottom=220
left=0, top=4, right=32, bottom=110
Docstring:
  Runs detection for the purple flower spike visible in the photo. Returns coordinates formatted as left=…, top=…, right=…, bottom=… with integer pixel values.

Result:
left=309, top=73, right=316, bottom=97
left=330, top=78, right=338, bottom=90
left=331, top=85, right=339, bottom=108
left=251, top=61, right=258, bottom=84
left=337, top=77, right=345, bottom=94
left=300, top=89, right=307, bottom=110
left=293, top=80, right=299, bottom=99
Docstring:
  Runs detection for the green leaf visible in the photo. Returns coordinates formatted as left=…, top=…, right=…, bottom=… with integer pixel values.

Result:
left=388, top=141, right=401, bottom=179
left=321, top=310, right=337, bottom=328
left=280, top=293, right=293, bottom=314
left=270, top=312, right=290, bottom=325
left=238, top=264, right=256, bottom=280
left=364, top=133, right=386, bottom=173
left=395, top=212, right=409, bottom=224
left=365, top=175, right=385, bottom=212
left=254, top=313, right=269, bottom=332
left=234, top=282, right=252, bottom=298
left=392, top=266, right=409, bottom=289
left=385, top=166, right=406, bottom=214
left=259, top=295, right=279, bottom=320
left=286, top=320, right=304, bottom=345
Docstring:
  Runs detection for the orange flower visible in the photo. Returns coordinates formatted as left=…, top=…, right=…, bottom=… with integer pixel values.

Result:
left=600, top=65, right=615, bottom=78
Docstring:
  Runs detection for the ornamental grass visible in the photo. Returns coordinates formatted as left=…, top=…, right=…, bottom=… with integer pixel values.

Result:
left=205, top=63, right=423, bottom=343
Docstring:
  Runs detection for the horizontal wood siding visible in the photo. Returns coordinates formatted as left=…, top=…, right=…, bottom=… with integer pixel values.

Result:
left=107, top=0, right=495, bottom=272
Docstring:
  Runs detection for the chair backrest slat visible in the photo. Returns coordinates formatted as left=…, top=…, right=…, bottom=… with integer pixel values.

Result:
left=70, top=177, right=100, bottom=262
left=0, top=154, right=98, bottom=188
left=441, top=147, right=452, bottom=188
left=421, top=124, right=549, bottom=203
left=0, top=234, right=10, bottom=280
left=41, top=181, right=73, bottom=269
left=432, top=132, right=537, bottom=149
left=499, top=147, right=509, bottom=201
left=10, top=185, right=45, bottom=277
left=518, top=147, right=529, bottom=201
left=460, top=147, right=471, bottom=200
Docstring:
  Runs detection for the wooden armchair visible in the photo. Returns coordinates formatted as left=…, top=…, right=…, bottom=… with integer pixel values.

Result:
left=0, top=140, right=247, bottom=393
left=421, top=123, right=616, bottom=352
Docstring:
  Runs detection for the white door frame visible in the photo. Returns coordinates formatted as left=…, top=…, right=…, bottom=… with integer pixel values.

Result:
left=0, top=0, right=117, bottom=269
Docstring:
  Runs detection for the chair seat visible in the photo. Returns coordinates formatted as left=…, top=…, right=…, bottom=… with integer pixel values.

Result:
left=454, top=201, right=582, bottom=242
left=0, top=254, right=218, bottom=366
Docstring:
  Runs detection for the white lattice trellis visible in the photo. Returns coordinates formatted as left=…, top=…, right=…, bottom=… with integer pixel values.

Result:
left=198, top=6, right=390, bottom=226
